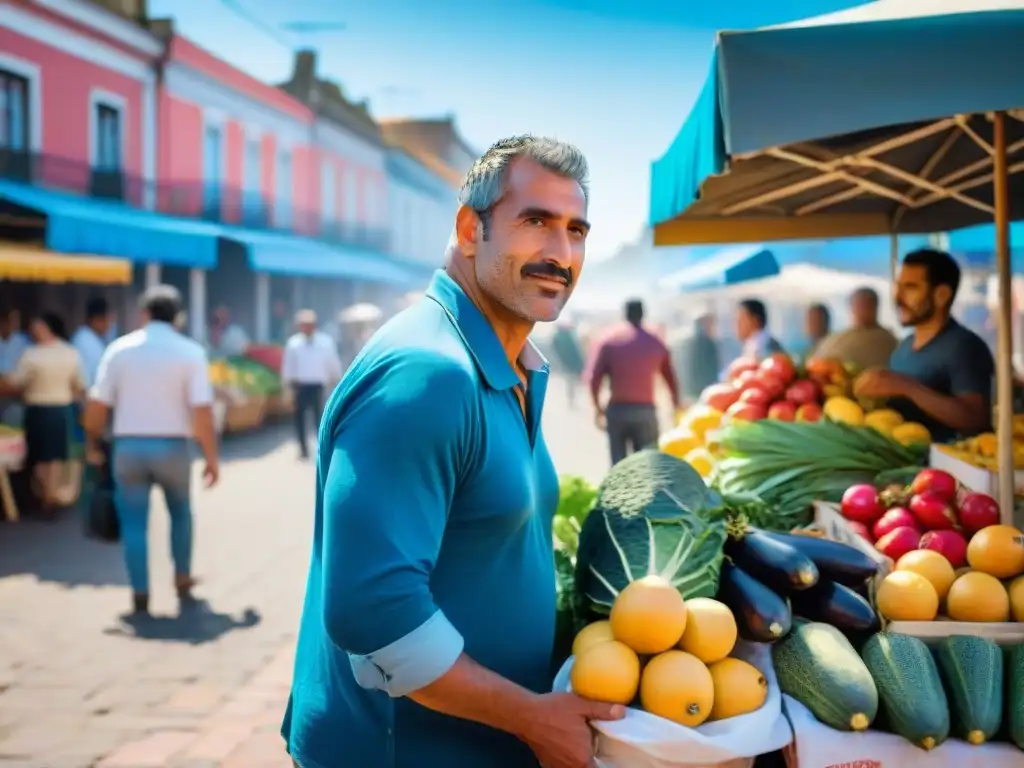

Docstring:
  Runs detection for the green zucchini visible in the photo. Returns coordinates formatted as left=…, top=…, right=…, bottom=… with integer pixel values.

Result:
left=1007, top=644, right=1024, bottom=750
left=772, top=620, right=877, bottom=731
left=935, top=635, right=1002, bottom=746
left=862, top=633, right=949, bottom=751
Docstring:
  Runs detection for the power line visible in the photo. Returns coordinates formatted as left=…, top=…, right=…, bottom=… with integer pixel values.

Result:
left=216, top=0, right=294, bottom=51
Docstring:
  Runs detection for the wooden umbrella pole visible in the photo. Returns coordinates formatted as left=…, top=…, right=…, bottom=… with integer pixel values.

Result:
left=993, top=110, right=1015, bottom=517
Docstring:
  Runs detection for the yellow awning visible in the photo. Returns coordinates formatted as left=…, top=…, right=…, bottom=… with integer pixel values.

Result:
left=0, top=244, right=131, bottom=285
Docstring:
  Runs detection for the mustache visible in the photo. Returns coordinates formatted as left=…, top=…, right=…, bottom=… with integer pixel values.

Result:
left=521, top=261, right=572, bottom=286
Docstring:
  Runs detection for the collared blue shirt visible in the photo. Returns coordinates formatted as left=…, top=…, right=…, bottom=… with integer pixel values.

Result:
left=282, top=270, right=559, bottom=768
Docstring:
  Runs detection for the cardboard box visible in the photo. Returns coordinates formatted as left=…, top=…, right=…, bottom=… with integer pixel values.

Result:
left=929, top=444, right=1023, bottom=527
left=811, top=500, right=893, bottom=579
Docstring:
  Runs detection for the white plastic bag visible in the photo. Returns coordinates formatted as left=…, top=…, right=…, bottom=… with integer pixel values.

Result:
left=553, top=641, right=793, bottom=768
left=784, top=695, right=1024, bottom=768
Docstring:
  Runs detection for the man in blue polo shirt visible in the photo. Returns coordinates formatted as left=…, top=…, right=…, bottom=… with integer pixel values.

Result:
left=282, top=136, right=624, bottom=768
left=854, top=248, right=993, bottom=442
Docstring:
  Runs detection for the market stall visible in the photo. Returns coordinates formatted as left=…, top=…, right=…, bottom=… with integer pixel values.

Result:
left=0, top=242, right=131, bottom=521
left=208, top=356, right=284, bottom=434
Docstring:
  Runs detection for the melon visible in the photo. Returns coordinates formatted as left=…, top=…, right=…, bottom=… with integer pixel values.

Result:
left=572, top=620, right=615, bottom=658
left=610, top=575, right=688, bottom=654
left=966, top=525, right=1024, bottom=579
left=945, top=571, right=1010, bottom=623
left=708, top=657, right=768, bottom=721
left=570, top=640, right=641, bottom=705
left=896, top=549, right=956, bottom=601
left=1009, top=575, right=1024, bottom=622
left=678, top=598, right=737, bottom=663
left=876, top=571, right=939, bottom=621
left=640, top=650, right=715, bottom=727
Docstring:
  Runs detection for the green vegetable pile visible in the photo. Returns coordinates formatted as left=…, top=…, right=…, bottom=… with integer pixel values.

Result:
left=574, top=450, right=727, bottom=615
left=776, top=626, right=1024, bottom=753
left=225, top=356, right=283, bottom=396
left=714, top=420, right=928, bottom=530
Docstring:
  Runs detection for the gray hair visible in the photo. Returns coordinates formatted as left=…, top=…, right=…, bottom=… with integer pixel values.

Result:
left=458, top=135, right=589, bottom=224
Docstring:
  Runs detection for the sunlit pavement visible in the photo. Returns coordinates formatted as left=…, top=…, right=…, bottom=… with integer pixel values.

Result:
left=0, top=375, right=673, bottom=767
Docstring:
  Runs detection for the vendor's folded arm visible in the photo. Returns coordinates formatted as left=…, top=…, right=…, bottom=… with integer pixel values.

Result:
left=320, top=354, right=475, bottom=698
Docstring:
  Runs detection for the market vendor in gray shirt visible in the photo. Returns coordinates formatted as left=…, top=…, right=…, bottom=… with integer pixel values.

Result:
left=853, top=248, right=993, bottom=443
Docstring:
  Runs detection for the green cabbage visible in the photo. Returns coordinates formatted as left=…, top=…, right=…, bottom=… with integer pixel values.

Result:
left=573, top=450, right=727, bottom=615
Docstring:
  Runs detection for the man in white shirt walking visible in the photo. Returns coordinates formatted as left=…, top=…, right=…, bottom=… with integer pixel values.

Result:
left=84, top=286, right=220, bottom=616
left=282, top=309, right=341, bottom=460
left=71, top=297, right=112, bottom=387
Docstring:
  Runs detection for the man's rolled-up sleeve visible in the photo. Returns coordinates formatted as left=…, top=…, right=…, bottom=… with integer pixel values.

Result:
left=321, top=353, right=476, bottom=698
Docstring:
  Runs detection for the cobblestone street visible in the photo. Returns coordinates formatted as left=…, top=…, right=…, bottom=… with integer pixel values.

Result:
left=0, top=376, right=670, bottom=767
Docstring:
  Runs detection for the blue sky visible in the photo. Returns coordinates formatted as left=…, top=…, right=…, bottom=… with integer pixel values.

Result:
left=149, top=0, right=868, bottom=260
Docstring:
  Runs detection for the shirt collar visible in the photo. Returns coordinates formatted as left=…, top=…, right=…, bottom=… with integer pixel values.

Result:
left=424, top=269, right=548, bottom=391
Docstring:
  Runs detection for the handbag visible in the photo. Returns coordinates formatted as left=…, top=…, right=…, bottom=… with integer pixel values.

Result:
left=85, top=484, right=120, bottom=543
left=83, top=443, right=119, bottom=543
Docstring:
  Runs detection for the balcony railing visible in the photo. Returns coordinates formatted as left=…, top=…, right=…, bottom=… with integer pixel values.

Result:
left=0, top=151, right=392, bottom=253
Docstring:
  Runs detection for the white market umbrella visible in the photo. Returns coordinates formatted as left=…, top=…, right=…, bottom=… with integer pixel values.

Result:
left=339, top=303, right=383, bottom=324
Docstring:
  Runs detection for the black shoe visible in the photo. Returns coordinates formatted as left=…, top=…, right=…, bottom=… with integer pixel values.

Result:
left=131, top=593, right=149, bottom=615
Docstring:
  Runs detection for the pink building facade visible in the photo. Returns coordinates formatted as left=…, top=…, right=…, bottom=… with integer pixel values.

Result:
left=0, top=0, right=159, bottom=207
left=0, top=0, right=439, bottom=342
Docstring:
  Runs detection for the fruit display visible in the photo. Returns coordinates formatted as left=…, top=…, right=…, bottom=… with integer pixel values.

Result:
left=833, top=467, right=1024, bottom=626
left=209, top=356, right=283, bottom=397
left=568, top=576, right=769, bottom=728
left=662, top=354, right=932, bottom=484
left=0, top=423, right=26, bottom=468
left=934, top=414, right=1024, bottom=470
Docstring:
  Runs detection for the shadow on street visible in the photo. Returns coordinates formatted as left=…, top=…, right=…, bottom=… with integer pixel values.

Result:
left=220, top=419, right=294, bottom=462
left=104, top=598, right=263, bottom=645
left=0, top=509, right=129, bottom=587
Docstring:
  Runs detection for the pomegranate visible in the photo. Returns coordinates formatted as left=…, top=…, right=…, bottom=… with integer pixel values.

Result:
left=847, top=520, right=874, bottom=543
left=755, top=371, right=787, bottom=399
left=910, top=468, right=958, bottom=503
left=739, top=387, right=773, bottom=407
left=735, top=370, right=760, bottom=391
left=873, top=507, right=918, bottom=541
left=760, top=354, right=797, bottom=385
left=920, top=529, right=968, bottom=568
left=841, top=484, right=886, bottom=524
left=767, top=400, right=797, bottom=422
left=784, top=379, right=821, bottom=407
left=908, top=492, right=959, bottom=531
left=875, top=526, right=920, bottom=562
left=726, top=358, right=759, bottom=383
left=957, top=492, right=1001, bottom=535
left=702, top=384, right=740, bottom=413
left=725, top=402, right=767, bottom=422
left=795, top=403, right=823, bottom=422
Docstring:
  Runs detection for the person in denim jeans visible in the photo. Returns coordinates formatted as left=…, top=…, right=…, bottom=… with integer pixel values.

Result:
left=84, top=286, right=220, bottom=615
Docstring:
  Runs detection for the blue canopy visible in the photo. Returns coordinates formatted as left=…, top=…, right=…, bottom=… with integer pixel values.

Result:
left=659, top=245, right=779, bottom=292
left=948, top=222, right=1024, bottom=266
left=650, top=0, right=1024, bottom=245
left=0, top=180, right=222, bottom=268
left=234, top=230, right=422, bottom=286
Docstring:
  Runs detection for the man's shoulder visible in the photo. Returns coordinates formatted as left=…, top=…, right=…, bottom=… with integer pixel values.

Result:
left=947, top=322, right=994, bottom=361
left=347, top=306, right=479, bottom=394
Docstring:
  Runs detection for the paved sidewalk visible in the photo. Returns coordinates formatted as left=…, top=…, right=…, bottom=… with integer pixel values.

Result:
left=0, top=375, right=644, bottom=767
left=0, top=425, right=308, bottom=768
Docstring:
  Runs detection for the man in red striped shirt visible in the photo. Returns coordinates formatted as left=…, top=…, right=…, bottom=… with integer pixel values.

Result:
left=587, top=300, right=680, bottom=466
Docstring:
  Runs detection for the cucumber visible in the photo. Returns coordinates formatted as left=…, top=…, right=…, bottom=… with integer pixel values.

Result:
left=1007, top=644, right=1024, bottom=750
left=935, top=635, right=1002, bottom=745
left=862, top=633, right=949, bottom=750
left=772, top=620, right=878, bottom=731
